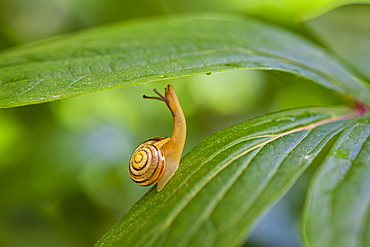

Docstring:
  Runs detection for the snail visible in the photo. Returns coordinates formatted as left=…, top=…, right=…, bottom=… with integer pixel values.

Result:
left=129, top=84, right=186, bottom=191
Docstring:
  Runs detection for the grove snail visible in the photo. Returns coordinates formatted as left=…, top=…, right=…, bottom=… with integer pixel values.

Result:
left=128, top=84, right=186, bottom=191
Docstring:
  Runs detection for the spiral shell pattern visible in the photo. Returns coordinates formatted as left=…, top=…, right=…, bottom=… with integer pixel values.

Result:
left=129, top=137, right=169, bottom=186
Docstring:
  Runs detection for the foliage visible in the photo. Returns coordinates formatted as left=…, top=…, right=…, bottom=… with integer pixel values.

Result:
left=0, top=1, right=369, bottom=247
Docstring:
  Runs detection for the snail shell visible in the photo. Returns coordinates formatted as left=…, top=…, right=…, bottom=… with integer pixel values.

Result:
left=129, top=137, right=170, bottom=186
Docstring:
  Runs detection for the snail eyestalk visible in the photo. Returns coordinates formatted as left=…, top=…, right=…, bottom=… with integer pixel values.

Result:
left=143, top=88, right=169, bottom=102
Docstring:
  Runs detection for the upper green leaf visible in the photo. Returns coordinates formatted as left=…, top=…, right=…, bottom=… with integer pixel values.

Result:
left=0, top=14, right=369, bottom=108
left=304, top=4, right=370, bottom=81
left=95, top=106, right=356, bottom=247
left=302, top=114, right=370, bottom=247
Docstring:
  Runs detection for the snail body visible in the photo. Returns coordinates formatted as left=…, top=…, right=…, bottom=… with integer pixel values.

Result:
left=129, top=85, right=186, bottom=191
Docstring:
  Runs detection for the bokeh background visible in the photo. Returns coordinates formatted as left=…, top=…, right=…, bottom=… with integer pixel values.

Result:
left=0, top=0, right=366, bottom=246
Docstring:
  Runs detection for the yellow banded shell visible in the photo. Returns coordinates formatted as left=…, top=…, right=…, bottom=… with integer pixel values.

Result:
left=129, top=137, right=170, bottom=186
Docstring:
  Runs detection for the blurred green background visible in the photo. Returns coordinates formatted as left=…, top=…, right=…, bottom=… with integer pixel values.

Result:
left=0, top=0, right=366, bottom=246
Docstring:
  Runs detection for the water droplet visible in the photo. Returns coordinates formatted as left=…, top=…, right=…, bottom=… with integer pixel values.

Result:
left=276, top=116, right=296, bottom=122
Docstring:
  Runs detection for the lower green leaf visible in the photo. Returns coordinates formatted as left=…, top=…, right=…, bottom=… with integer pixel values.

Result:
left=96, top=106, right=357, bottom=247
left=302, top=114, right=370, bottom=247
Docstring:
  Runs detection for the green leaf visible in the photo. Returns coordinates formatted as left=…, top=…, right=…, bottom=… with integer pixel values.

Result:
left=1, top=14, right=369, bottom=108
left=304, top=4, right=370, bottom=81
left=302, top=114, right=370, bottom=247
left=95, top=106, right=357, bottom=247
